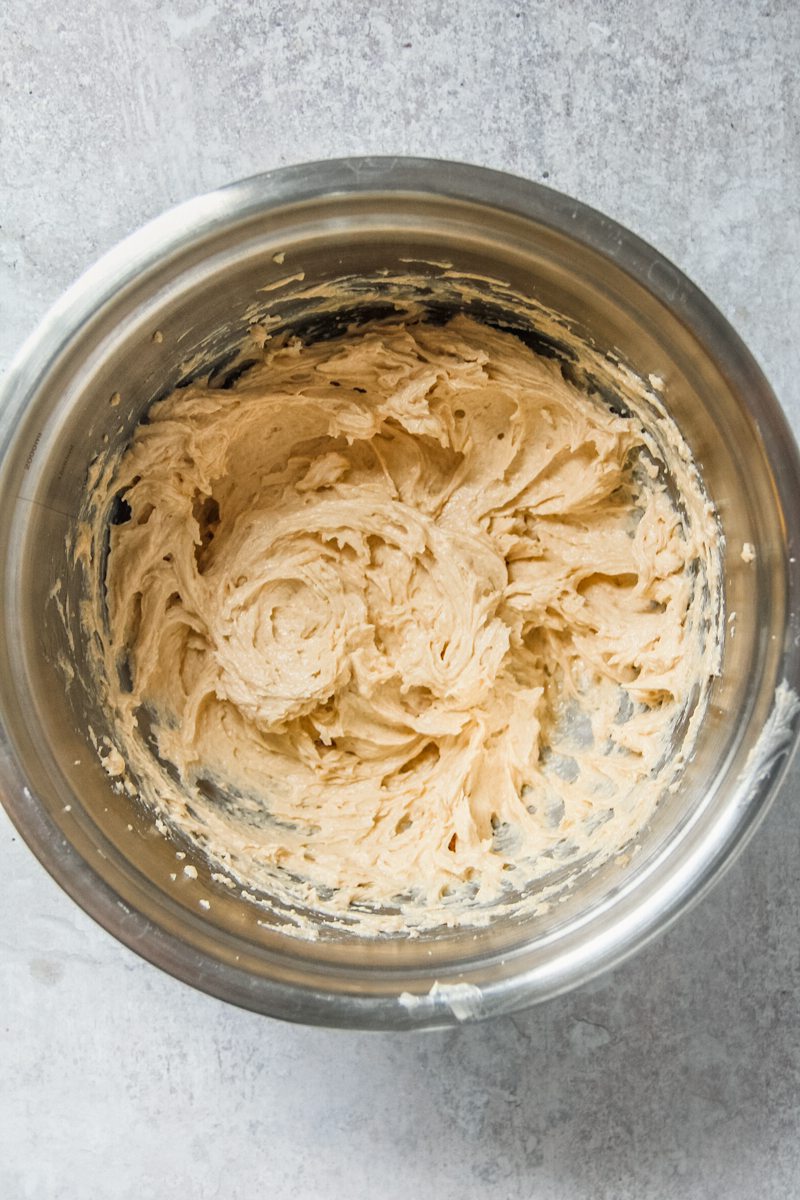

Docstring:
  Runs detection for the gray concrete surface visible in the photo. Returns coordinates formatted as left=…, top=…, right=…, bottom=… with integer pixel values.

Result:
left=1, top=1, right=799, bottom=1197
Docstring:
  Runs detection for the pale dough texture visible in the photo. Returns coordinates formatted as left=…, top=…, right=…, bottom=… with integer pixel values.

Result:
left=96, top=317, right=719, bottom=931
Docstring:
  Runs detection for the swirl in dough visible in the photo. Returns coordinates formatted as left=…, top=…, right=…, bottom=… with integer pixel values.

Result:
left=99, top=316, right=719, bottom=928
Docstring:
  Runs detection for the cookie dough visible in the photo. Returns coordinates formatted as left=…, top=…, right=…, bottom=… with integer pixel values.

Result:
left=96, top=316, right=720, bottom=929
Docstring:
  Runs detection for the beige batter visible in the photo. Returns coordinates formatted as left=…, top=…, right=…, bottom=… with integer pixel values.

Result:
left=89, top=315, right=720, bottom=933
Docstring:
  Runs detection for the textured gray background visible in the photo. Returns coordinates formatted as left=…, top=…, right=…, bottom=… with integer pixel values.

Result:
left=1, top=2, right=799, bottom=1197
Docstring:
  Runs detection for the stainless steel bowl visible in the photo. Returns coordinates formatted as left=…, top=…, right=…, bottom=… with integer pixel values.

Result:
left=2, top=158, right=799, bottom=1029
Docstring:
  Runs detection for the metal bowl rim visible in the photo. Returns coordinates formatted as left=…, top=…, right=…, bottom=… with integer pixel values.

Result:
left=2, top=156, right=799, bottom=1029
